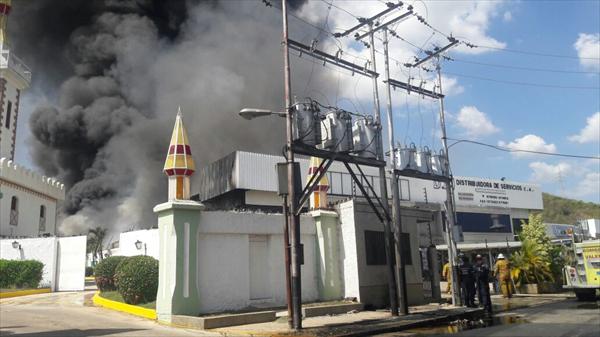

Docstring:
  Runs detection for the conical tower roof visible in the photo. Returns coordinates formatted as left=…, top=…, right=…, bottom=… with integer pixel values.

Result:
left=164, top=107, right=195, bottom=176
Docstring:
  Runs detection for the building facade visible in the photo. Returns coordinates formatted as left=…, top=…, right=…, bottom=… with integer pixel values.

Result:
left=0, top=1, right=65, bottom=237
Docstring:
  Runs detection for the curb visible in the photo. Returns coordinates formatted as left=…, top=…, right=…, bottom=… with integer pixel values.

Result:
left=0, top=288, right=52, bottom=299
left=92, top=292, right=157, bottom=320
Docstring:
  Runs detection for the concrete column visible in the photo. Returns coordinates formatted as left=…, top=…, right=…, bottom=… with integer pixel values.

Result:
left=154, top=201, right=204, bottom=323
left=312, top=210, right=342, bottom=301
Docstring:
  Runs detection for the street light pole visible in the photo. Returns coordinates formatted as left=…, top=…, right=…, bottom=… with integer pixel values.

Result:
left=368, top=22, right=400, bottom=316
left=382, top=28, right=409, bottom=315
left=436, top=55, right=461, bottom=306
left=281, top=0, right=302, bottom=330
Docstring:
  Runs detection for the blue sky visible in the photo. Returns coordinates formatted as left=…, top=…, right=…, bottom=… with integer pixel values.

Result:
left=14, top=0, right=600, bottom=204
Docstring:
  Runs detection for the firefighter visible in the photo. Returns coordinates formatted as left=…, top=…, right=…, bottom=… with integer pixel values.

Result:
left=458, top=254, right=476, bottom=307
left=442, top=260, right=452, bottom=294
left=474, top=254, right=492, bottom=313
left=494, top=253, right=512, bottom=298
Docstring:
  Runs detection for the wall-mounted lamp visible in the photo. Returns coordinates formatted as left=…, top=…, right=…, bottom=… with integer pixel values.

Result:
left=12, top=240, right=21, bottom=249
left=134, top=240, right=147, bottom=256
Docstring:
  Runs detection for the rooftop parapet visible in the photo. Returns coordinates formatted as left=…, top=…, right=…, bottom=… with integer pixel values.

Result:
left=0, top=157, right=65, bottom=201
left=0, top=49, right=31, bottom=88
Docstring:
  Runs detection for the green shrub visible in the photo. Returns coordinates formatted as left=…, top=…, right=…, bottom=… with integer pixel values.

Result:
left=115, top=255, right=159, bottom=305
left=0, top=259, right=44, bottom=289
left=85, top=266, right=94, bottom=277
left=94, top=256, right=127, bottom=292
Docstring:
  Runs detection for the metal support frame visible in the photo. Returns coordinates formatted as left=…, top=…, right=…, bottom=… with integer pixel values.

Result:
left=295, top=157, right=335, bottom=215
left=343, top=163, right=389, bottom=223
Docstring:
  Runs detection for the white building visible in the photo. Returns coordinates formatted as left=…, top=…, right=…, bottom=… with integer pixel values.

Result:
left=0, top=3, right=65, bottom=237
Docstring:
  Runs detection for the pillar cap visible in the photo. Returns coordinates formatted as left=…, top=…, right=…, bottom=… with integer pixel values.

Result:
left=153, top=200, right=205, bottom=214
left=310, top=209, right=338, bottom=218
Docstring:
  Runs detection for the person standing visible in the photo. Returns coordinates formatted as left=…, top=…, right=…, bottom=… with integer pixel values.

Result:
left=474, top=254, right=492, bottom=313
left=442, top=260, right=452, bottom=294
left=494, top=253, right=512, bottom=298
left=458, top=254, right=476, bottom=307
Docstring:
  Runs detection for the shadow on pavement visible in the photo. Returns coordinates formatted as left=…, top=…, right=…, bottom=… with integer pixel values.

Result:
left=0, top=328, right=144, bottom=337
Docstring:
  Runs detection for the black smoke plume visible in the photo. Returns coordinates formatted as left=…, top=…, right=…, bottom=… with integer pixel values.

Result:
left=9, top=0, right=326, bottom=233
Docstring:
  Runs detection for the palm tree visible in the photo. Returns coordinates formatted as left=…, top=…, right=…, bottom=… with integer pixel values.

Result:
left=88, top=227, right=107, bottom=263
left=511, top=239, right=554, bottom=286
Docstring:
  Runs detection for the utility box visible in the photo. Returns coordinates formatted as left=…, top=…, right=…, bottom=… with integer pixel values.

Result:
left=276, top=162, right=302, bottom=197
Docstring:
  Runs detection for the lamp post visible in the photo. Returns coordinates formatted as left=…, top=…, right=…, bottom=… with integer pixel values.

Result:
left=12, top=240, right=20, bottom=249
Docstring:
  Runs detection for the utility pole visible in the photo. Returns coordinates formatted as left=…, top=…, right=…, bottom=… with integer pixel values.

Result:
left=368, top=22, right=400, bottom=316
left=382, top=28, right=409, bottom=315
left=435, top=55, right=461, bottom=306
left=281, top=0, right=302, bottom=329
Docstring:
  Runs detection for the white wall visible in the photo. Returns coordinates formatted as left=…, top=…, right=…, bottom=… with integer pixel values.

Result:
left=0, top=236, right=86, bottom=291
left=117, top=229, right=159, bottom=259
left=196, top=211, right=318, bottom=314
left=0, top=182, right=58, bottom=237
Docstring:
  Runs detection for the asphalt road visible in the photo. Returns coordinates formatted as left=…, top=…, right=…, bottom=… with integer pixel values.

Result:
left=379, top=297, right=600, bottom=337
left=0, top=291, right=218, bottom=337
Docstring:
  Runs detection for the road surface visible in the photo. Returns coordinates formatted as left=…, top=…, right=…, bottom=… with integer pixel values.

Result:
left=0, top=291, right=218, bottom=337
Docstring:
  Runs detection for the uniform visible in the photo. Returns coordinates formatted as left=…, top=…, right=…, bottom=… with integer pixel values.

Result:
left=459, top=259, right=476, bottom=307
left=442, top=262, right=452, bottom=293
left=475, top=261, right=492, bottom=313
left=494, top=258, right=512, bottom=298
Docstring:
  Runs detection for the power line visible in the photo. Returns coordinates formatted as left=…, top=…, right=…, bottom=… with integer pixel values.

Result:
left=450, top=58, right=600, bottom=74
left=447, top=138, right=600, bottom=160
left=444, top=71, right=600, bottom=90
left=464, top=43, right=600, bottom=60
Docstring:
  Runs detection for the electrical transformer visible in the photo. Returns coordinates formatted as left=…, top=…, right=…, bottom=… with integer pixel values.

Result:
left=431, top=150, right=449, bottom=176
left=415, top=146, right=432, bottom=174
left=352, top=116, right=378, bottom=158
left=395, top=143, right=417, bottom=170
left=292, top=100, right=321, bottom=146
left=320, top=109, right=353, bottom=152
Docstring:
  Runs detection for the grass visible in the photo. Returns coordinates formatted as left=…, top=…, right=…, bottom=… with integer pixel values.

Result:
left=98, top=291, right=156, bottom=309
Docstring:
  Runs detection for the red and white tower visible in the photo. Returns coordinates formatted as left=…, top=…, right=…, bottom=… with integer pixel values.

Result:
left=163, top=108, right=195, bottom=200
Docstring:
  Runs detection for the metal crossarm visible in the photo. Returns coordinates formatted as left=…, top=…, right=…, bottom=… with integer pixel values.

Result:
left=410, top=40, right=459, bottom=68
left=334, top=2, right=403, bottom=38
left=288, top=39, right=378, bottom=78
left=385, top=78, right=444, bottom=99
left=354, top=11, right=413, bottom=41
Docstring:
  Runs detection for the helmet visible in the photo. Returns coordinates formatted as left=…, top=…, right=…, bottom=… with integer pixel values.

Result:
left=497, top=253, right=505, bottom=259
left=475, top=254, right=483, bottom=260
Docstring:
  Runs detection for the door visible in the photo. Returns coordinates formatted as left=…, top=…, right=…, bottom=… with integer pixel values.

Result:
left=249, top=235, right=270, bottom=300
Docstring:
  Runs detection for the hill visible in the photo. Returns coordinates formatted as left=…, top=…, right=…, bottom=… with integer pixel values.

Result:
left=540, top=193, right=600, bottom=224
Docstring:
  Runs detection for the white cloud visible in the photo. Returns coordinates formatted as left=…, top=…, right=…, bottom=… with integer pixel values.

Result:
left=574, top=33, right=600, bottom=71
left=498, top=134, right=557, bottom=157
left=529, top=161, right=571, bottom=182
left=456, top=106, right=499, bottom=137
left=503, top=11, right=512, bottom=22
left=568, top=112, right=600, bottom=143
left=569, top=172, right=600, bottom=200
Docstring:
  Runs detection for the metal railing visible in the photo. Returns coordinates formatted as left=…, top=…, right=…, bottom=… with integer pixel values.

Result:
left=0, top=50, right=32, bottom=84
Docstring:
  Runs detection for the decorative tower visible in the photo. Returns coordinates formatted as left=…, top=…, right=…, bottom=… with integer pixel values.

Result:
left=1, top=0, right=31, bottom=160
left=163, top=107, right=195, bottom=200
left=308, top=156, right=329, bottom=209
left=154, top=108, right=203, bottom=323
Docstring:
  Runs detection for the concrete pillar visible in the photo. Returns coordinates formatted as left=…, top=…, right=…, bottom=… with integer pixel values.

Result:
left=312, top=210, right=342, bottom=301
left=154, top=201, right=204, bottom=323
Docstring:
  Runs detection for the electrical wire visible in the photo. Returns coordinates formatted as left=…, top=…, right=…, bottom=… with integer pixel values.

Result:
left=447, top=138, right=600, bottom=160
left=464, top=43, right=600, bottom=60
left=444, top=71, right=600, bottom=90
left=450, top=58, right=600, bottom=74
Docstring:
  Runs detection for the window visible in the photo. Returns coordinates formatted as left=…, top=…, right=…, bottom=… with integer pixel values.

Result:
left=9, top=196, right=18, bottom=226
left=5, top=101, right=12, bottom=129
left=39, top=205, right=46, bottom=232
left=365, top=230, right=387, bottom=265
left=456, top=212, right=512, bottom=233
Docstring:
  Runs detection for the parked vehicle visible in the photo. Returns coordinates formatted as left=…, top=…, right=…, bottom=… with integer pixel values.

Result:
left=563, top=239, right=600, bottom=301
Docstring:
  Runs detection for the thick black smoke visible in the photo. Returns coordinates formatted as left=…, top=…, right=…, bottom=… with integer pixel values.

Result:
left=9, top=0, right=325, bottom=233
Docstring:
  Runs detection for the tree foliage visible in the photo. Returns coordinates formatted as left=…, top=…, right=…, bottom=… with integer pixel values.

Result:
left=541, top=193, right=600, bottom=224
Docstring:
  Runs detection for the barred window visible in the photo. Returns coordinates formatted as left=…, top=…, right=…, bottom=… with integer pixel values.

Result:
left=10, top=196, right=18, bottom=226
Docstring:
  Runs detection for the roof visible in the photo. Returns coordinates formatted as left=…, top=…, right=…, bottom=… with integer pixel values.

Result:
left=163, top=108, right=195, bottom=176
